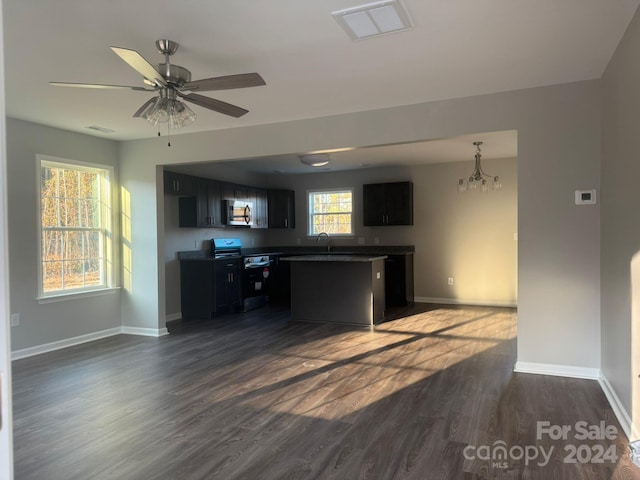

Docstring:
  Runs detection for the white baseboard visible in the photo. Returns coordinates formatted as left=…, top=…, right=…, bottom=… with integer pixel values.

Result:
left=11, top=327, right=122, bottom=360
left=514, top=361, right=639, bottom=441
left=514, top=361, right=600, bottom=379
left=598, top=373, right=640, bottom=441
left=12, top=325, right=169, bottom=360
left=416, top=296, right=517, bottom=308
left=166, top=312, right=182, bottom=322
left=121, top=326, right=169, bottom=337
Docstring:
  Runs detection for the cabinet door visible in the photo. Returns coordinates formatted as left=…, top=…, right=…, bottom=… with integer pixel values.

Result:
left=268, top=189, right=295, bottom=228
left=250, top=188, right=268, bottom=229
left=363, top=183, right=387, bottom=226
left=221, top=182, right=249, bottom=201
left=164, top=171, right=196, bottom=196
left=206, top=180, right=223, bottom=227
left=384, top=254, right=414, bottom=308
left=180, top=260, right=214, bottom=319
left=214, top=259, right=242, bottom=311
left=385, top=182, right=413, bottom=226
left=192, top=179, right=222, bottom=228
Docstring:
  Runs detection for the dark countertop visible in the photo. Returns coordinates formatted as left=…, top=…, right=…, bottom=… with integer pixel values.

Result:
left=178, top=244, right=414, bottom=260
left=281, top=254, right=387, bottom=263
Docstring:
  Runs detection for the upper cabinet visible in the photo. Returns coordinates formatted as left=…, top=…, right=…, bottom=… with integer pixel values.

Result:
left=178, top=178, right=223, bottom=228
left=164, top=171, right=196, bottom=196
left=165, top=169, right=296, bottom=230
left=250, top=188, right=269, bottom=229
left=363, top=181, right=413, bottom=226
left=268, top=189, right=296, bottom=229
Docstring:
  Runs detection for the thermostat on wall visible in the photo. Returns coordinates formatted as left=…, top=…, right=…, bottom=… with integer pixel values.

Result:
left=575, top=189, right=597, bottom=205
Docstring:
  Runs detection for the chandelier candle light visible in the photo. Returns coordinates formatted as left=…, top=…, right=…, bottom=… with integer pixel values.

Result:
left=457, top=141, right=502, bottom=193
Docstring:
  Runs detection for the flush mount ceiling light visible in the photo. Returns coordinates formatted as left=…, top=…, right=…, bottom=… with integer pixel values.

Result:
left=299, top=153, right=330, bottom=167
left=457, top=142, right=503, bottom=193
left=332, top=0, right=413, bottom=40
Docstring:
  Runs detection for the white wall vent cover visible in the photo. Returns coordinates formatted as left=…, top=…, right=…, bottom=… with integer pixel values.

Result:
left=332, top=0, right=414, bottom=40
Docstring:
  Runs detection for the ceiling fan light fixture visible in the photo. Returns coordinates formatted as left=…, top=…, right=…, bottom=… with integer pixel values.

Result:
left=299, top=153, right=330, bottom=167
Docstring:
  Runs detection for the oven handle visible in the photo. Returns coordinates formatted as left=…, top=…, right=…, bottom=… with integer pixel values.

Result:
left=244, top=261, right=271, bottom=269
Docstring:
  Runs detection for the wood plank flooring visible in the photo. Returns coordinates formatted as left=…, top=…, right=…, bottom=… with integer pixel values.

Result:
left=12, top=304, right=639, bottom=479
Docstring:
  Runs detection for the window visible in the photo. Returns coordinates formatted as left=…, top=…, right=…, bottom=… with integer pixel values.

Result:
left=308, top=189, right=353, bottom=236
left=38, top=157, right=114, bottom=298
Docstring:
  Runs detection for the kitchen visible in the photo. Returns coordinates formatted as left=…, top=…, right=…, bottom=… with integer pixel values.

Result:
left=162, top=133, right=518, bottom=325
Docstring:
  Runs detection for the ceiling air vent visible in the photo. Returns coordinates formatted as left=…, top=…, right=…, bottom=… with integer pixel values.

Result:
left=86, top=126, right=116, bottom=134
left=332, top=0, right=413, bottom=41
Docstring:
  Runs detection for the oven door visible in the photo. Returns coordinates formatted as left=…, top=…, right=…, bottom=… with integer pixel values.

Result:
left=243, top=254, right=270, bottom=292
left=242, top=261, right=271, bottom=311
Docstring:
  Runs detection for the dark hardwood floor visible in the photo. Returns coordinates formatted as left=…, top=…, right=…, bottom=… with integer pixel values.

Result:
left=12, top=304, right=639, bottom=479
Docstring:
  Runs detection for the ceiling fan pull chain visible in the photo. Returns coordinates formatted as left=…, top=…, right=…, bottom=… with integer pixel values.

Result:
left=167, top=123, right=171, bottom=147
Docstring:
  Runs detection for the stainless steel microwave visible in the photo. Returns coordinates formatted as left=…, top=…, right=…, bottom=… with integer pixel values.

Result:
left=224, top=199, right=253, bottom=226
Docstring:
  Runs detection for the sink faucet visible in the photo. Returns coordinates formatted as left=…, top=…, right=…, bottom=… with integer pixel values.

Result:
left=317, top=232, right=331, bottom=253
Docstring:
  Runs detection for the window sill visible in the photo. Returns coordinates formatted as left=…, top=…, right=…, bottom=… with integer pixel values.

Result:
left=37, top=287, right=120, bottom=304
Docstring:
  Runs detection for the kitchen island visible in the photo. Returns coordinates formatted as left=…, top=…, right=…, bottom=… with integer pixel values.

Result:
left=280, top=254, right=386, bottom=326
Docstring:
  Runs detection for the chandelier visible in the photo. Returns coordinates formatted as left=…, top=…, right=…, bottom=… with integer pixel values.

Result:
left=457, top=141, right=502, bottom=193
left=135, top=87, right=197, bottom=130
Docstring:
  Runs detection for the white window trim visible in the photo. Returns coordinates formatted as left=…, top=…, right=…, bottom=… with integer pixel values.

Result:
left=307, top=187, right=355, bottom=237
left=36, top=154, right=118, bottom=301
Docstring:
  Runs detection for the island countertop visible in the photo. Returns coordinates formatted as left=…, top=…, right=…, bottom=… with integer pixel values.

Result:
left=280, top=254, right=387, bottom=262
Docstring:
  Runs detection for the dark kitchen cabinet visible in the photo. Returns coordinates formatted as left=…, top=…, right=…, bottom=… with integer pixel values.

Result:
left=178, top=178, right=222, bottom=228
left=363, top=181, right=413, bottom=226
left=221, top=182, right=249, bottom=201
left=384, top=253, right=414, bottom=308
left=268, top=189, right=295, bottom=229
left=269, top=255, right=291, bottom=305
left=214, top=258, right=242, bottom=311
left=164, top=171, right=196, bottom=196
left=179, top=260, right=215, bottom=319
left=250, top=188, right=269, bottom=229
left=179, top=258, right=242, bottom=319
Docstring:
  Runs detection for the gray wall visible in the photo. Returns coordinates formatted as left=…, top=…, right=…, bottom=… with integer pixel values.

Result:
left=602, top=6, right=640, bottom=435
left=7, top=118, right=121, bottom=350
left=120, top=79, right=601, bottom=375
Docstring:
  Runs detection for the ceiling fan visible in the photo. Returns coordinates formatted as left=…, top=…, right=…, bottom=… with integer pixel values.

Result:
left=50, top=39, right=266, bottom=128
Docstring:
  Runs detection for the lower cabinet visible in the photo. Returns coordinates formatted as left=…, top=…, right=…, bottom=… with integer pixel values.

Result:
left=214, top=258, right=242, bottom=311
left=179, top=259, right=242, bottom=319
left=384, top=253, right=414, bottom=308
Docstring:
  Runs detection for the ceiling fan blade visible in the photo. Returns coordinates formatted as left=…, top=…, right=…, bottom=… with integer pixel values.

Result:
left=50, top=81, right=155, bottom=91
left=182, top=73, right=266, bottom=92
left=132, top=97, right=159, bottom=118
left=110, top=46, right=167, bottom=87
left=178, top=93, right=249, bottom=118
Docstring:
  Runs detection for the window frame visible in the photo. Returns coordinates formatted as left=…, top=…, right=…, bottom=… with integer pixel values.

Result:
left=37, top=155, right=117, bottom=301
left=307, top=187, right=355, bottom=237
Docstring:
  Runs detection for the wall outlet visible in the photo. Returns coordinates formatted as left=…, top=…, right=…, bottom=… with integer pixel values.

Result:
left=374, top=237, right=380, bottom=245
left=358, top=237, right=365, bottom=245
left=448, top=277, right=454, bottom=286
left=10, top=313, right=20, bottom=327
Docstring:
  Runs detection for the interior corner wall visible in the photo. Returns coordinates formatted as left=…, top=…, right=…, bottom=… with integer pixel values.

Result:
left=601, top=6, right=640, bottom=434
left=6, top=118, right=121, bottom=351
left=120, top=79, right=601, bottom=372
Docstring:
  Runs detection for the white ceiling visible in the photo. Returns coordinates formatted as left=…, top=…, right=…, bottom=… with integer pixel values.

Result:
left=4, top=0, right=638, bottom=169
